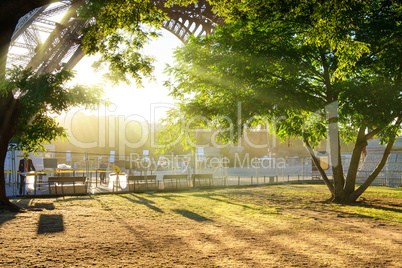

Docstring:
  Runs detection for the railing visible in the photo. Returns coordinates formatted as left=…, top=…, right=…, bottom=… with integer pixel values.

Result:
left=5, top=159, right=401, bottom=197
left=5, top=168, right=334, bottom=197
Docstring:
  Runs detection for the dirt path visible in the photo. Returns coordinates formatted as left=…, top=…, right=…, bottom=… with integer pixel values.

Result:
left=0, top=185, right=401, bottom=267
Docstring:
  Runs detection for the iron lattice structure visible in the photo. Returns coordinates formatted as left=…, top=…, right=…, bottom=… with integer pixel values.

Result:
left=7, top=0, right=223, bottom=73
left=153, top=0, right=223, bottom=42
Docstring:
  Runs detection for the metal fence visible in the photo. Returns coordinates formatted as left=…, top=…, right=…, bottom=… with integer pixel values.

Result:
left=4, top=150, right=401, bottom=198
left=356, top=170, right=402, bottom=188
left=5, top=164, right=324, bottom=197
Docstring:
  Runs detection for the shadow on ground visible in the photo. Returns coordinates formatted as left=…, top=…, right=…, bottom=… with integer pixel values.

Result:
left=37, top=214, right=64, bottom=234
left=0, top=211, right=17, bottom=227
left=119, top=194, right=164, bottom=213
left=172, top=209, right=213, bottom=222
left=26, top=202, right=55, bottom=211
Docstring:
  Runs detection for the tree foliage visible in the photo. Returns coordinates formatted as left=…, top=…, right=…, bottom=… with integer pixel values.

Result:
left=77, top=0, right=168, bottom=85
left=0, top=65, right=104, bottom=211
left=3, top=67, right=104, bottom=153
left=162, top=0, right=402, bottom=203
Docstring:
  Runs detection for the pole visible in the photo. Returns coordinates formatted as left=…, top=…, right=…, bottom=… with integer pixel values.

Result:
left=192, top=153, right=196, bottom=188
left=256, top=160, right=259, bottom=182
left=85, top=152, right=90, bottom=189
left=225, top=160, right=228, bottom=187
left=174, top=154, right=177, bottom=175
left=282, top=166, right=285, bottom=181
left=11, top=150, right=16, bottom=197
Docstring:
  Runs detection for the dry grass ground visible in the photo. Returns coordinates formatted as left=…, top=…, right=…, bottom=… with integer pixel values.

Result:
left=0, top=184, right=401, bottom=267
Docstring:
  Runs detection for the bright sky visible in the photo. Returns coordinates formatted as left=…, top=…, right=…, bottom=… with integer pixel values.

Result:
left=67, top=29, right=183, bottom=123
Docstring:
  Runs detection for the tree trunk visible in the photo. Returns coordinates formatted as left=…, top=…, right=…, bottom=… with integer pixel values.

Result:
left=326, top=102, right=346, bottom=203
left=0, top=142, right=22, bottom=212
left=0, top=93, right=21, bottom=212
left=344, top=127, right=367, bottom=196
left=329, top=124, right=345, bottom=203
left=306, top=114, right=397, bottom=204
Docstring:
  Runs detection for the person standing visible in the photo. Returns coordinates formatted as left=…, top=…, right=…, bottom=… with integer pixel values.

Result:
left=18, top=153, right=35, bottom=195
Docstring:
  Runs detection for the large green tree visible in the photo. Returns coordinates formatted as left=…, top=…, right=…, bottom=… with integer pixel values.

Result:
left=0, top=0, right=73, bottom=211
left=162, top=0, right=402, bottom=203
left=0, top=67, right=104, bottom=211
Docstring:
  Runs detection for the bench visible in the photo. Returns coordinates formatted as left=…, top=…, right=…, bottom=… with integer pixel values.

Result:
left=127, top=175, right=158, bottom=192
left=48, top=176, right=87, bottom=195
left=163, top=174, right=189, bottom=189
left=191, top=174, right=214, bottom=187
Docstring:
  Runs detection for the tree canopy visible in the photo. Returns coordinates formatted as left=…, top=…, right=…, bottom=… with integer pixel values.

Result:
left=0, top=67, right=104, bottom=210
left=4, top=67, right=104, bottom=152
left=162, top=0, right=402, bottom=203
left=77, top=0, right=168, bottom=85
left=1, top=0, right=401, bottom=209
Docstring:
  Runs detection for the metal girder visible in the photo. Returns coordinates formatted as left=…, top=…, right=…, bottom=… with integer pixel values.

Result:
left=153, top=0, right=223, bottom=43
left=8, top=0, right=84, bottom=73
left=10, top=6, right=47, bottom=44
left=8, top=0, right=223, bottom=73
left=35, top=18, right=58, bottom=27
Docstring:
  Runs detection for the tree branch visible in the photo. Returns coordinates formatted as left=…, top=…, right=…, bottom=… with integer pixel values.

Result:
left=348, top=133, right=396, bottom=202
left=296, top=56, right=325, bottom=82
left=303, top=137, right=334, bottom=196
left=364, top=125, right=385, bottom=140
left=348, top=117, right=402, bottom=202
